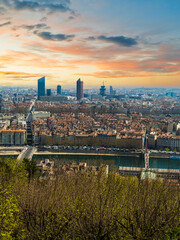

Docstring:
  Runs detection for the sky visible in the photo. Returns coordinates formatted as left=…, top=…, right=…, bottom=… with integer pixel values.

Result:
left=0, top=0, right=180, bottom=88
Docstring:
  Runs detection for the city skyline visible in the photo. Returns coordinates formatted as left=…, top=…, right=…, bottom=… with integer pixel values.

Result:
left=0, top=0, right=180, bottom=87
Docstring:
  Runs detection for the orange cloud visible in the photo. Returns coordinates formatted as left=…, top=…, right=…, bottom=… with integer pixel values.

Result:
left=76, top=71, right=180, bottom=78
left=1, top=33, right=180, bottom=87
left=0, top=50, right=65, bottom=68
left=0, top=70, right=42, bottom=79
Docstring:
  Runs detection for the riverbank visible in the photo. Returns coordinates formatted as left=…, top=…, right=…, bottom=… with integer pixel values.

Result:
left=0, top=151, right=19, bottom=155
left=0, top=150, right=178, bottom=159
left=35, top=151, right=176, bottom=159
left=34, top=151, right=141, bottom=158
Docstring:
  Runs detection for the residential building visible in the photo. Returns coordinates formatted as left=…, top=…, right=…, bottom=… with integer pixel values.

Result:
left=157, top=136, right=180, bottom=151
left=32, top=111, right=50, bottom=120
left=39, top=96, right=67, bottom=102
left=0, top=130, right=26, bottom=146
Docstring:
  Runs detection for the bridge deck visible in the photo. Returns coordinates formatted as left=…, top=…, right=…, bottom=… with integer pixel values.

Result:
left=17, top=146, right=37, bottom=161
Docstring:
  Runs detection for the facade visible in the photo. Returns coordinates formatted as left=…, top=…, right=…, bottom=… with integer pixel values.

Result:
left=47, top=89, right=51, bottom=96
left=57, top=85, right=62, bottom=95
left=32, top=111, right=50, bottom=120
left=156, top=137, right=180, bottom=151
left=0, top=130, right=26, bottom=146
left=76, top=79, right=83, bottom=100
left=13, top=94, right=24, bottom=102
left=110, top=86, right=116, bottom=95
left=38, top=77, right=45, bottom=100
left=39, top=96, right=67, bottom=102
left=167, top=122, right=176, bottom=134
left=147, top=134, right=157, bottom=149
left=177, top=123, right=180, bottom=135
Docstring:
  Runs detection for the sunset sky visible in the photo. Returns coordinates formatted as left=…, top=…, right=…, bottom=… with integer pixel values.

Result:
left=0, top=0, right=180, bottom=88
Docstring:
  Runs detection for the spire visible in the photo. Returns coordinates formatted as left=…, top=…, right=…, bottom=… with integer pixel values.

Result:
left=144, top=136, right=149, bottom=169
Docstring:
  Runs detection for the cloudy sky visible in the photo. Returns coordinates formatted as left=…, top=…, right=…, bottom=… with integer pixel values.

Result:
left=0, top=0, right=180, bottom=87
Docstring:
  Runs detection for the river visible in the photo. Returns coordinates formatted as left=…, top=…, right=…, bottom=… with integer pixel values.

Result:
left=33, top=154, right=180, bottom=170
left=0, top=154, right=179, bottom=170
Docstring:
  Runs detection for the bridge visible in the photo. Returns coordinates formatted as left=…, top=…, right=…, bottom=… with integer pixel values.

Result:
left=17, top=146, right=37, bottom=161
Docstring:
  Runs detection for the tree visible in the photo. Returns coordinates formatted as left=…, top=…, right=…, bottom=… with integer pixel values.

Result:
left=0, top=185, right=20, bottom=239
left=165, top=225, right=180, bottom=240
left=23, top=159, right=39, bottom=180
left=0, top=157, right=180, bottom=239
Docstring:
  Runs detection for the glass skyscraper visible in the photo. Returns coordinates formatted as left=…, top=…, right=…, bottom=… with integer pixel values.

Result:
left=57, top=85, right=62, bottom=95
left=38, top=77, right=45, bottom=100
left=76, top=78, right=83, bottom=100
left=47, top=89, right=51, bottom=96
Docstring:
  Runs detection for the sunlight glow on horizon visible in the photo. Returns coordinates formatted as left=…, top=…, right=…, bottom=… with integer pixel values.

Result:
left=0, top=0, right=180, bottom=87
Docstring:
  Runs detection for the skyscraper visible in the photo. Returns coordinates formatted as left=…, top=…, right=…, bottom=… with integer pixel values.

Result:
left=110, top=86, right=113, bottom=95
left=100, top=82, right=106, bottom=96
left=57, top=85, right=62, bottom=95
left=76, top=78, right=83, bottom=100
left=38, top=76, right=45, bottom=100
left=110, top=86, right=116, bottom=95
left=47, top=89, right=51, bottom=96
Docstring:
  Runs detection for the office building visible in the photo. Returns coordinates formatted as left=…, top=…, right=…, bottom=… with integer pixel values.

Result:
left=38, top=77, right=45, bottom=100
left=100, top=82, right=106, bottom=96
left=110, top=86, right=113, bottom=95
left=47, top=89, right=51, bottom=96
left=110, top=86, right=116, bottom=95
left=157, top=136, right=180, bottom=151
left=57, top=85, right=62, bottom=95
left=76, top=78, right=83, bottom=100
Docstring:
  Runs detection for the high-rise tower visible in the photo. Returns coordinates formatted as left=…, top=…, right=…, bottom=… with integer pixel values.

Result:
left=100, top=82, right=106, bottom=96
left=76, top=78, right=83, bottom=100
left=110, top=86, right=113, bottom=95
left=47, top=89, right=51, bottom=96
left=110, top=86, right=116, bottom=95
left=57, top=85, right=62, bottom=95
left=38, top=76, right=45, bottom=100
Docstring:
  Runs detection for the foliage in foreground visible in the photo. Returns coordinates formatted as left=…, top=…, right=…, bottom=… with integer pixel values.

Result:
left=0, top=158, right=179, bottom=240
